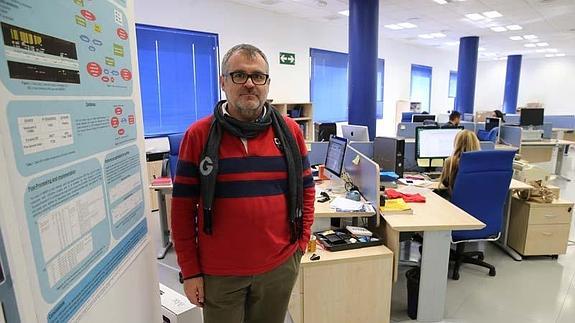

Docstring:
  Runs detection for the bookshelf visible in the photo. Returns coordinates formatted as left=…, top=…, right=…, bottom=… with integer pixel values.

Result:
left=271, top=102, right=314, bottom=141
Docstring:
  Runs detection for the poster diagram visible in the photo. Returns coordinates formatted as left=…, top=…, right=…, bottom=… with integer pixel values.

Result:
left=0, top=0, right=133, bottom=96
left=0, top=0, right=159, bottom=321
left=7, top=100, right=137, bottom=177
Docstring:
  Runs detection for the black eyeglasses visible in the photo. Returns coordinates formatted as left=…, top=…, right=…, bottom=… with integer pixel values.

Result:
left=225, top=71, right=269, bottom=85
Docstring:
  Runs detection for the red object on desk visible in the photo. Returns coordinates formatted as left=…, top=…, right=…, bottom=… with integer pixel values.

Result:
left=151, top=177, right=172, bottom=186
left=385, top=188, right=426, bottom=203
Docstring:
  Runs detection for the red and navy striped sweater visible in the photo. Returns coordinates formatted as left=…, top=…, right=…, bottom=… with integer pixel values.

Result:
left=171, top=114, right=315, bottom=278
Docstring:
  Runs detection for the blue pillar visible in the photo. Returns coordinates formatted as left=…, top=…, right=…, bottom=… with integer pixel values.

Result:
left=503, top=55, right=522, bottom=114
left=455, top=36, right=479, bottom=114
left=348, top=0, right=378, bottom=140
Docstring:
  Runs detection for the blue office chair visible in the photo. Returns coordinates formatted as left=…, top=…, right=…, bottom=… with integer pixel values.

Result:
left=476, top=127, right=499, bottom=143
left=450, top=150, right=515, bottom=280
left=162, top=133, right=184, bottom=179
left=402, top=112, right=416, bottom=122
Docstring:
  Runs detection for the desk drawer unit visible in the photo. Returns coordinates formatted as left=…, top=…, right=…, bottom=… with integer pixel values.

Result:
left=508, top=197, right=573, bottom=256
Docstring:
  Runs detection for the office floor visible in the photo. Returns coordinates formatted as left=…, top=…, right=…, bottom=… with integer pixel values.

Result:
left=151, top=148, right=575, bottom=323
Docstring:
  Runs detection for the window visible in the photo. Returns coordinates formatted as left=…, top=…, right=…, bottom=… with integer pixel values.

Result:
left=310, top=48, right=384, bottom=122
left=136, top=24, right=219, bottom=137
left=448, top=71, right=457, bottom=98
left=410, top=64, right=432, bottom=112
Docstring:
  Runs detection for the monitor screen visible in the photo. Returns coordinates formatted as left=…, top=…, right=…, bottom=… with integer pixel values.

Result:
left=412, top=114, right=436, bottom=123
left=341, top=124, right=369, bottom=142
left=325, top=136, right=347, bottom=177
left=485, top=117, right=501, bottom=132
left=520, top=108, right=544, bottom=126
left=416, top=127, right=463, bottom=159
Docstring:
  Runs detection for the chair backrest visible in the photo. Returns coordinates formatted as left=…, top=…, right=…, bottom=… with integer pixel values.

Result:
left=476, top=127, right=499, bottom=142
left=402, top=112, right=416, bottom=122
left=451, top=150, right=515, bottom=241
left=167, top=133, right=184, bottom=179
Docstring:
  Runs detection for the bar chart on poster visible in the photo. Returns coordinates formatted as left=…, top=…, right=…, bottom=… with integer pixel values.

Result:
left=0, top=1, right=160, bottom=322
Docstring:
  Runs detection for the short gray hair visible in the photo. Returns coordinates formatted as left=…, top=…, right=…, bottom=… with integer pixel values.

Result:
left=221, top=44, right=269, bottom=75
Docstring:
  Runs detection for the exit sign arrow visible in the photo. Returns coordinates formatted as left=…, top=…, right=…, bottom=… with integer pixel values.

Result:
left=279, top=52, right=295, bottom=65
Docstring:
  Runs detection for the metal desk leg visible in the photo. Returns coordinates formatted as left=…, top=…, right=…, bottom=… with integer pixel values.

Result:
left=555, top=145, right=572, bottom=182
left=156, top=189, right=173, bottom=259
left=494, top=191, right=523, bottom=261
left=417, top=230, right=451, bottom=322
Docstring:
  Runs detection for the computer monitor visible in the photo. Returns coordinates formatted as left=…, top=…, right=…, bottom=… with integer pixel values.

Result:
left=485, top=117, right=501, bottom=132
left=325, top=136, right=347, bottom=177
left=520, top=108, right=544, bottom=126
left=416, top=127, right=463, bottom=160
left=412, top=114, right=436, bottom=123
left=341, top=124, right=369, bottom=142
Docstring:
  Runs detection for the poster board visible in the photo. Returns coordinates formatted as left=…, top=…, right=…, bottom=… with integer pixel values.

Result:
left=0, top=0, right=161, bottom=322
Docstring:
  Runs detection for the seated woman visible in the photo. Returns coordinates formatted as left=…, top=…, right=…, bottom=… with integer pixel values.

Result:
left=438, top=130, right=481, bottom=197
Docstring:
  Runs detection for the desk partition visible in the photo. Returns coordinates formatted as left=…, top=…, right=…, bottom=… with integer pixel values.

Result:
left=544, top=115, right=575, bottom=129
left=343, top=146, right=381, bottom=224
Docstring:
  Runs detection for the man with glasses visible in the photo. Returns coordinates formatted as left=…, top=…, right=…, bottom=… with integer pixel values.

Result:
left=171, top=44, right=315, bottom=323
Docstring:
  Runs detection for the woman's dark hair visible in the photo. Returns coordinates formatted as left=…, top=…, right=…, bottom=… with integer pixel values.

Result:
left=494, top=110, right=505, bottom=122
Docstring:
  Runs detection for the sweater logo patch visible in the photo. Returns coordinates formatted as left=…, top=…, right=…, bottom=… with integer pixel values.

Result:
left=200, top=156, right=214, bottom=176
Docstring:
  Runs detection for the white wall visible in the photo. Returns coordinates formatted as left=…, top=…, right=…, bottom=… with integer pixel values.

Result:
left=476, top=56, right=575, bottom=115
left=135, top=0, right=458, bottom=136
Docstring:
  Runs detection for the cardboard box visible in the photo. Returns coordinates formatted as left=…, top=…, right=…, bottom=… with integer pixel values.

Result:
left=160, top=283, right=203, bottom=323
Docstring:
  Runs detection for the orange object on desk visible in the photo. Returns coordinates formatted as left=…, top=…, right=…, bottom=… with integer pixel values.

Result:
left=385, top=188, right=426, bottom=203
left=151, top=177, right=172, bottom=186
left=318, top=165, right=329, bottom=180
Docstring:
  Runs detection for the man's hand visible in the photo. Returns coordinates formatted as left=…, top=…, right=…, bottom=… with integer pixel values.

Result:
left=183, top=277, right=204, bottom=307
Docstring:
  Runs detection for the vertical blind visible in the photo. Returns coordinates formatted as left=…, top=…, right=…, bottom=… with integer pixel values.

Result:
left=410, top=64, right=432, bottom=112
left=135, top=24, right=219, bottom=137
left=310, top=48, right=384, bottom=122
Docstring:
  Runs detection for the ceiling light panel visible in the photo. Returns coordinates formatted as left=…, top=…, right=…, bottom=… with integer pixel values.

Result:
left=483, top=11, right=503, bottom=18
left=536, top=42, right=549, bottom=47
left=465, top=13, right=485, bottom=21
left=491, top=26, right=507, bottom=32
left=338, top=10, right=349, bottom=16
left=523, top=35, right=538, bottom=40
left=384, top=24, right=403, bottom=30
left=506, top=25, right=522, bottom=31
left=509, top=36, right=523, bottom=40
left=397, top=22, right=417, bottom=28
left=524, top=43, right=536, bottom=48
left=433, top=0, right=448, bottom=4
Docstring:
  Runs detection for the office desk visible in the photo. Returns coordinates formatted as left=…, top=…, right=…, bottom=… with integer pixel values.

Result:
left=521, top=139, right=574, bottom=181
left=149, top=182, right=173, bottom=259
left=289, top=246, right=393, bottom=323
left=378, top=188, right=484, bottom=322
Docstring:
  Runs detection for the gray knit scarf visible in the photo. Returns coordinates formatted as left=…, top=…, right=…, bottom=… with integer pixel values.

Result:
left=199, top=100, right=303, bottom=243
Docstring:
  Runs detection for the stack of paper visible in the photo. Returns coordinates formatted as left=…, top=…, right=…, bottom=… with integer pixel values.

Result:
left=380, top=198, right=413, bottom=215
left=330, top=197, right=364, bottom=211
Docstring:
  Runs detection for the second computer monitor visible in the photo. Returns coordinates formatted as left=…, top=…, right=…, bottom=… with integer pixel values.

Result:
left=325, top=136, right=348, bottom=177
left=416, top=127, right=463, bottom=160
left=341, top=124, right=369, bottom=142
left=412, top=114, right=436, bottom=123
left=520, top=108, right=544, bottom=126
left=485, top=117, right=501, bottom=132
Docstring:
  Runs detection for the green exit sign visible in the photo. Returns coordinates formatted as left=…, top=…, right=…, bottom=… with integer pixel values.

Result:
left=279, top=52, right=295, bottom=65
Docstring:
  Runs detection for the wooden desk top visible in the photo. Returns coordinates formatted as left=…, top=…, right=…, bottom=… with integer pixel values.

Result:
left=520, top=139, right=575, bottom=146
left=421, top=178, right=532, bottom=191
left=382, top=189, right=485, bottom=232
left=495, top=144, right=520, bottom=151
left=300, top=244, right=393, bottom=267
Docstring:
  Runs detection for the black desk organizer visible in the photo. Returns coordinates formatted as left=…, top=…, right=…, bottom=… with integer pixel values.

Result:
left=314, top=228, right=383, bottom=252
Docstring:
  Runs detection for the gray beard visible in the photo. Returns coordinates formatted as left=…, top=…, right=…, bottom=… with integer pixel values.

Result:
left=235, top=102, right=264, bottom=121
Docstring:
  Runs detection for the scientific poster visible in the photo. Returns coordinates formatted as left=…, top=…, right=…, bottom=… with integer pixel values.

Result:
left=0, top=0, right=158, bottom=322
